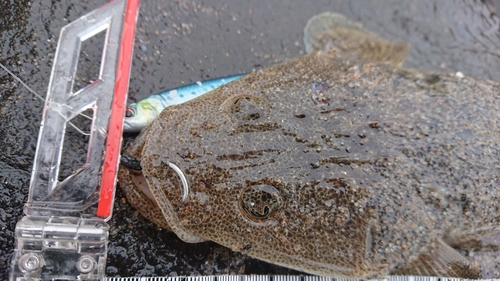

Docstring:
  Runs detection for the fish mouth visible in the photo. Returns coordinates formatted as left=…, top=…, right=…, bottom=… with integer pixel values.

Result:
left=120, top=154, right=157, bottom=203
left=119, top=148, right=207, bottom=243
left=119, top=160, right=206, bottom=243
left=120, top=155, right=188, bottom=203
left=144, top=158, right=206, bottom=243
left=118, top=163, right=172, bottom=231
left=118, top=126, right=205, bottom=243
left=131, top=171, right=156, bottom=202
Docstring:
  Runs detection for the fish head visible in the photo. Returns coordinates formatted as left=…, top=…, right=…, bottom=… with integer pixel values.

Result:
left=123, top=96, right=165, bottom=132
left=129, top=53, right=394, bottom=278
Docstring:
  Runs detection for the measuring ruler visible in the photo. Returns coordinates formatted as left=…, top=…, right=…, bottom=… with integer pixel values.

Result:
left=104, top=276, right=491, bottom=281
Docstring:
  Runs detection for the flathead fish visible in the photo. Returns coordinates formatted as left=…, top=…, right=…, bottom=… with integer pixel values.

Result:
left=118, top=13, right=500, bottom=278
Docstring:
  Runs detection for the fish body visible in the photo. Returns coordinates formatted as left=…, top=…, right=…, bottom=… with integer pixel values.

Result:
left=118, top=13, right=500, bottom=278
left=123, top=74, right=245, bottom=132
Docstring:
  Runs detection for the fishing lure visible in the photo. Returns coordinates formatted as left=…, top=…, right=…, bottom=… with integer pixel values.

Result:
left=123, top=74, right=245, bottom=132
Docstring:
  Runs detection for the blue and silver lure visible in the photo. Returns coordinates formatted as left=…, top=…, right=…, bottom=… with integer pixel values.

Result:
left=123, top=74, right=245, bottom=132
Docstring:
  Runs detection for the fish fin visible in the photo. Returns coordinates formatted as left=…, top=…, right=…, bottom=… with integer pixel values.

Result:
left=303, top=12, right=410, bottom=66
left=304, top=12, right=373, bottom=54
left=445, top=225, right=500, bottom=251
left=391, top=239, right=481, bottom=278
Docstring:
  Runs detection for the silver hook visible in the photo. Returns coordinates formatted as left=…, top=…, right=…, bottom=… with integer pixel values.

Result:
left=167, top=162, right=189, bottom=203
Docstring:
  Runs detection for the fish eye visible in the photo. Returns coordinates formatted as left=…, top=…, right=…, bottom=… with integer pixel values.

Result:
left=125, top=108, right=135, bottom=118
left=233, top=96, right=252, bottom=104
left=223, top=94, right=269, bottom=122
left=239, top=184, right=282, bottom=221
left=251, top=205, right=270, bottom=217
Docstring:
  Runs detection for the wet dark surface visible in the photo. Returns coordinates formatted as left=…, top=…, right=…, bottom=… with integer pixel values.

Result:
left=1, top=0, right=500, bottom=279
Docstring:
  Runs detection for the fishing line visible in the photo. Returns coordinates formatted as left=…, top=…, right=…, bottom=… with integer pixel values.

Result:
left=0, top=62, right=91, bottom=136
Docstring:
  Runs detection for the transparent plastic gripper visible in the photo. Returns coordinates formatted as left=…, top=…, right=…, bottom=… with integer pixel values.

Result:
left=10, top=0, right=139, bottom=280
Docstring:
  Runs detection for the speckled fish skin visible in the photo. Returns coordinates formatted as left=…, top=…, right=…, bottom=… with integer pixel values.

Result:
left=118, top=14, right=500, bottom=279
